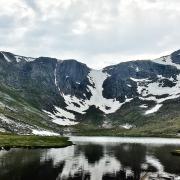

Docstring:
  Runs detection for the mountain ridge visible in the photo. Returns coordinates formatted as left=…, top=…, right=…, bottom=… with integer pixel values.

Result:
left=0, top=50, right=180, bottom=135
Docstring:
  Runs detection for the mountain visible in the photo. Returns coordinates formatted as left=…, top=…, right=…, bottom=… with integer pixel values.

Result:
left=0, top=50, right=180, bottom=136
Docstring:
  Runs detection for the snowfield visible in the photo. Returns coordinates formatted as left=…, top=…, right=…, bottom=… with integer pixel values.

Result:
left=134, top=74, right=180, bottom=114
left=32, top=129, right=59, bottom=136
left=45, top=54, right=180, bottom=123
left=62, top=70, right=132, bottom=115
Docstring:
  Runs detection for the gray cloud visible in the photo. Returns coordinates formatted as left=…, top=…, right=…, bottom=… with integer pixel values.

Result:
left=0, top=0, right=180, bottom=69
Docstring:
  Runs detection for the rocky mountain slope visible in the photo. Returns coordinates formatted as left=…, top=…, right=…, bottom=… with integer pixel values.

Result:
left=0, top=50, right=180, bottom=135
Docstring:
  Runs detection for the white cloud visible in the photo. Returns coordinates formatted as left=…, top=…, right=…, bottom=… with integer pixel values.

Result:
left=0, top=0, right=180, bottom=69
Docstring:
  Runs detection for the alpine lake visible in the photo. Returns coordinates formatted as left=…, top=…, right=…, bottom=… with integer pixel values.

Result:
left=0, top=136, right=180, bottom=180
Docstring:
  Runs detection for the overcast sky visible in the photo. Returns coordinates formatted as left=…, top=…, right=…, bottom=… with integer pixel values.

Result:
left=0, top=0, right=180, bottom=69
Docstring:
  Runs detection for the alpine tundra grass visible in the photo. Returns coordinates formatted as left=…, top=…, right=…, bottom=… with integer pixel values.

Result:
left=0, top=134, right=72, bottom=149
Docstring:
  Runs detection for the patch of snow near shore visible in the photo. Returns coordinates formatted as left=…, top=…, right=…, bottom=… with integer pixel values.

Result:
left=0, top=114, right=13, bottom=124
left=63, top=70, right=132, bottom=114
left=0, top=128, right=6, bottom=132
left=32, top=129, right=59, bottom=136
left=0, top=114, right=58, bottom=135
left=120, top=123, right=133, bottom=129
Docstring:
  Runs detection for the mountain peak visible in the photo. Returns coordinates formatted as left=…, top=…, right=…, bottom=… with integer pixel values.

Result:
left=0, top=51, right=35, bottom=63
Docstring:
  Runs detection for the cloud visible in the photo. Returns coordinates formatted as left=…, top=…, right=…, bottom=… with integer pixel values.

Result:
left=0, top=0, right=180, bottom=69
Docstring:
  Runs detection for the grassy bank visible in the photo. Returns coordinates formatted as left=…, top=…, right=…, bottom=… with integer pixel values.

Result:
left=73, top=120, right=180, bottom=138
left=0, top=134, right=72, bottom=149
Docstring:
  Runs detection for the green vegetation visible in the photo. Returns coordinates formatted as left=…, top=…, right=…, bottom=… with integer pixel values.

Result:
left=72, top=99, right=180, bottom=137
left=73, top=116, right=180, bottom=137
left=0, top=84, right=63, bottom=134
left=0, top=134, right=72, bottom=148
left=1, top=83, right=180, bottom=138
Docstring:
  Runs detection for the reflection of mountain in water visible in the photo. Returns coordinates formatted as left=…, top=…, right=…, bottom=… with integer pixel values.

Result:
left=0, top=149, right=65, bottom=180
left=42, top=144, right=180, bottom=180
left=0, top=142, right=180, bottom=180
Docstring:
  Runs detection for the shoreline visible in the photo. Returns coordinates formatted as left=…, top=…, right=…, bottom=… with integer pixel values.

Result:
left=0, top=134, right=73, bottom=149
left=1, top=133, right=180, bottom=150
left=71, top=132, right=180, bottom=138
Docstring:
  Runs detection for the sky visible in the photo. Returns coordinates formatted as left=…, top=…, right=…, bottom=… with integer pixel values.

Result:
left=0, top=0, right=180, bottom=69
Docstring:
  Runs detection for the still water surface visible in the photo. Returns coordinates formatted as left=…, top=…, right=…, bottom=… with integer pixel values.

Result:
left=0, top=137, right=180, bottom=180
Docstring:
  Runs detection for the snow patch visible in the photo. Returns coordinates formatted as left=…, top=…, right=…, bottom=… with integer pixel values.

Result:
left=54, top=64, right=58, bottom=87
left=133, top=74, right=180, bottom=114
left=0, top=114, right=11, bottom=124
left=52, top=118, right=78, bottom=126
left=102, top=120, right=112, bottom=128
left=120, top=123, right=133, bottom=129
left=62, top=70, right=133, bottom=114
left=32, top=129, right=59, bottom=136
left=145, top=104, right=162, bottom=115
left=0, top=127, right=6, bottom=132
left=43, top=107, right=78, bottom=126
left=137, top=76, right=180, bottom=96
left=1, top=52, right=11, bottom=62
left=55, top=106, right=75, bottom=119
left=14, top=55, right=35, bottom=62
left=0, top=114, right=58, bottom=135
left=139, top=104, right=148, bottom=108
left=130, top=77, right=151, bottom=82
left=136, top=66, right=140, bottom=72
left=153, top=55, right=180, bottom=70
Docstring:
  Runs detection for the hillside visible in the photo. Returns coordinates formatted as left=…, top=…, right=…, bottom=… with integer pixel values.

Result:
left=0, top=50, right=180, bottom=136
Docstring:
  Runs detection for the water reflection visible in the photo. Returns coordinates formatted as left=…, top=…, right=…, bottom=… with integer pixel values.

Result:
left=0, top=137, right=180, bottom=180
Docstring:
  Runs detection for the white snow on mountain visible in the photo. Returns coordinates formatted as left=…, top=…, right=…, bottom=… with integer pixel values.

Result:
left=136, top=75, right=180, bottom=96
left=13, top=51, right=180, bottom=123
left=52, top=65, right=180, bottom=120
left=62, top=70, right=132, bottom=115
left=131, top=74, right=180, bottom=114
left=139, top=104, right=148, bottom=108
left=0, top=52, right=35, bottom=63
left=120, top=123, right=133, bottom=129
left=0, top=113, right=58, bottom=135
left=14, top=55, right=35, bottom=62
left=1, top=52, right=11, bottom=62
left=145, top=104, right=162, bottom=115
left=32, top=129, right=59, bottom=136
left=55, top=106, right=75, bottom=119
left=153, top=55, right=180, bottom=70
left=43, top=107, right=78, bottom=126
left=48, top=69, right=133, bottom=124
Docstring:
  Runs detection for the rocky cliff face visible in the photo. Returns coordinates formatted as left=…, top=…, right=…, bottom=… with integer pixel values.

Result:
left=1, top=50, right=180, bottom=133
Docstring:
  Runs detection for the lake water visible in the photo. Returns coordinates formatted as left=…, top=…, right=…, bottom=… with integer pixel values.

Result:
left=0, top=137, right=180, bottom=180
